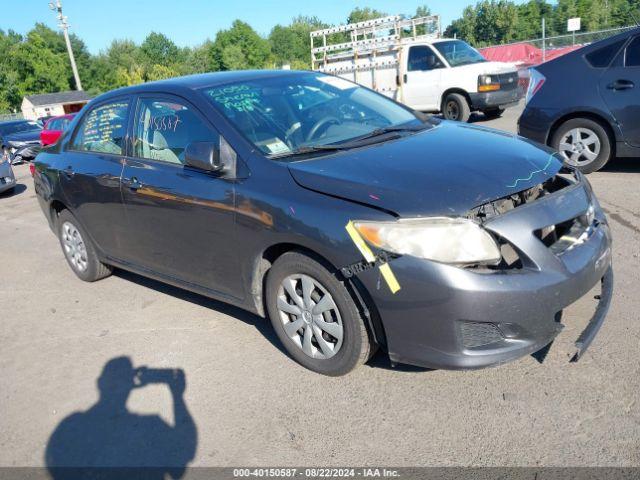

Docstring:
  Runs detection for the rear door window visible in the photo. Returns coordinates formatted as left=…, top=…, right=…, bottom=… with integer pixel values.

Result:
left=71, top=100, right=129, bottom=155
left=625, top=36, right=640, bottom=67
left=132, top=97, right=218, bottom=165
left=585, top=39, right=626, bottom=68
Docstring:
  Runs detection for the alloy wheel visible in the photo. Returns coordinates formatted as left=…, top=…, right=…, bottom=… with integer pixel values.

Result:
left=558, top=128, right=601, bottom=166
left=61, top=221, right=88, bottom=272
left=276, top=274, right=344, bottom=359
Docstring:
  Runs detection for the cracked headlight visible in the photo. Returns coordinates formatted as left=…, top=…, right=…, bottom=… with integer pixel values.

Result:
left=353, top=218, right=501, bottom=265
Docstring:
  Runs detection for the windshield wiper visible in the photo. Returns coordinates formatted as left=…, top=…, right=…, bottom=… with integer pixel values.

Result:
left=270, top=144, right=348, bottom=159
left=271, top=124, right=428, bottom=159
left=364, top=124, right=427, bottom=137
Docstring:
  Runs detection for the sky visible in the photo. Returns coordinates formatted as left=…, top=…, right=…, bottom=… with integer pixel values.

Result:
left=6, top=0, right=492, bottom=54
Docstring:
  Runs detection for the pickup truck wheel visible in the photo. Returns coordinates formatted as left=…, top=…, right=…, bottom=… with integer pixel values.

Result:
left=265, top=252, right=373, bottom=376
left=551, top=118, right=612, bottom=174
left=57, top=209, right=112, bottom=282
left=442, top=93, right=471, bottom=122
left=483, top=107, right=504, bottom=119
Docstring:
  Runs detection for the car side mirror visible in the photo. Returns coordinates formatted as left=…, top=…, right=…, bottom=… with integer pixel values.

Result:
left=184, top=141, right=223, bottom=173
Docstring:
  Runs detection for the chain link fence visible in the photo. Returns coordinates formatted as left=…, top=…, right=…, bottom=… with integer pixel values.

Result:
left=480, top=25, right=637, bottom=67
left=534, top=25, right=633, bottom=50
left=0, top=112, right=24, bottom=122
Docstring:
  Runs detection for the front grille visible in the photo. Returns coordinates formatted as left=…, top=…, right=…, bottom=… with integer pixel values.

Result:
left=459, top=321, right=504, bottom=348
left=535, top=215, right=596, bottom=255
left=498, top=72, right=519, bottom=91
left=465, top=168, right=579, bottom=270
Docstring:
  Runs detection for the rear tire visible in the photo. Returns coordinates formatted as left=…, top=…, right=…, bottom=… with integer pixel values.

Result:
left=265, top=251, right=373, bottom=376
left=442, top=93, right=471, bottom=122
left=550, top=118, right=612, bottom=174
left=57, top=209, right=112, bottom=282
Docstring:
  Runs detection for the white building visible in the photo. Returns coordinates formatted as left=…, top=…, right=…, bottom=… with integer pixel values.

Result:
left=21, top=91, right=91, bottom=120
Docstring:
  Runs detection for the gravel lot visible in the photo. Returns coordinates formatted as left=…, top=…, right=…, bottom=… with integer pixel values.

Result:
left=1, top=105, right=639, bottom=468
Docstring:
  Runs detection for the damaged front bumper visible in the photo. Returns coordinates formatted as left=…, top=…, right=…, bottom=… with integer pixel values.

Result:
left=353, top=171, right=613, bottom=370
left=5, top=142, right=41, bottom=164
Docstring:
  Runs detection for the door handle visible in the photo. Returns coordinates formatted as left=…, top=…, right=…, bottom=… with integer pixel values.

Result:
left=62, top=166, right=74, bottom=178
left=607, top=79, right=634, bottom=90
left=123, top=176, right=142, bottom=190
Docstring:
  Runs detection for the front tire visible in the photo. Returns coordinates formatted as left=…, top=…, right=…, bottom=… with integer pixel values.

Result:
left=57, top=209, right=112, bottom=282
left=551, top=118, right=612, bottom=173
left=265, top=252, right=373, bottom=376
left=442, top=93, right=471, bottom=122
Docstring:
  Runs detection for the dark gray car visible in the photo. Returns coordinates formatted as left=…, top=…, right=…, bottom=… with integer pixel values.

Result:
left=519, top=27, right=640, bottom=173
left=33, top=71, right=613, bottom=375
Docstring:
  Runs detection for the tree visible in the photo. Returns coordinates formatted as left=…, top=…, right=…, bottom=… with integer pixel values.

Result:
left=414, top=5, right=432, bottom=17
left=269, top=16, right=327, bottom=68
left=181, top=41, right=214, bottom=74
left=210, top=20, right=271, bottom=70
left=347, top=7, right=387, bottom=24
left=140, top=32, right=179, bottom=68
left=146, top=64, right=179, bottom=81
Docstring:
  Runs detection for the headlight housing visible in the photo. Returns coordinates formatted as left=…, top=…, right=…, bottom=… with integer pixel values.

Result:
left=478, top=74, right=501, bottom=92
left=353, top=218, right=501, bottom=265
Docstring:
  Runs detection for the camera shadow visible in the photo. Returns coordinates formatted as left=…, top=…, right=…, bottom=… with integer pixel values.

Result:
left=45, top=356, right=197, bottom=479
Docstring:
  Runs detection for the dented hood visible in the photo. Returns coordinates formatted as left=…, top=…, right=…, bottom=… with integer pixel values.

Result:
left=287, top=121, right=562, bottom=217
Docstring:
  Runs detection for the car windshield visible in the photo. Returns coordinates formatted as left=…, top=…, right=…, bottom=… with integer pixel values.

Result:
left=433, top=40, right=486, bottom=67
left=0, top=121, right=42, bottom=136
left=202, top=73, right=421, bottom=157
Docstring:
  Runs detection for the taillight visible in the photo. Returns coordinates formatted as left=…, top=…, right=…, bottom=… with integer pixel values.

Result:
left=525, top=68, right=546, bottom=104
left=29, top=163, right=36, bottom=177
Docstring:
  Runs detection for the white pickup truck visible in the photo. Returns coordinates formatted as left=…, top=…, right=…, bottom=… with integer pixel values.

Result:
left=311, top=15, right=523, bottom=122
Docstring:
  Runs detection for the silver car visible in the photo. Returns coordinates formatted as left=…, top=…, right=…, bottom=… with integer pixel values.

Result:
left=0, top=155, right=16, bottom=194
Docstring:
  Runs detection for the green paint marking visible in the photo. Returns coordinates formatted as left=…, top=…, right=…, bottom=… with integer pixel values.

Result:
left=506, top=155, right=555, bottom=189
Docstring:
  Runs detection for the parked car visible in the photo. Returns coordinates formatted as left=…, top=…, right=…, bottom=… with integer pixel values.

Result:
left=33, top=71, right=612, bottom=376
left=312, top=15, right=523, bottom=122
left=519, top=27, right=640, bottom=173
left=0, top=119, right=42, bottom=165
left=0, top=155, right=16, bottom=194
left=41, top=114, right=76, bottom=146
left=37, top=115, right=55, bottom=127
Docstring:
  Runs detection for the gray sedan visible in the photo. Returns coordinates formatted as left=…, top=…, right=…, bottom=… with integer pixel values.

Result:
left=0, top=156, right=16, bottom=194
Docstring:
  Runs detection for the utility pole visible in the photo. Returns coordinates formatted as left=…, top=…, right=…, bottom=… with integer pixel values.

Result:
left=49, top=0, right=83, bottom=90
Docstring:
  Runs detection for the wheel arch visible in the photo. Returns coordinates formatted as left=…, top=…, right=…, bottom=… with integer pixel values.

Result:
left=546, top=111, right=617, bottom=151
left=440, top=88, right=471, bottom=111
left=250, top=242, right=387, bottom=348
left=49, top=199, right=68, bottom=228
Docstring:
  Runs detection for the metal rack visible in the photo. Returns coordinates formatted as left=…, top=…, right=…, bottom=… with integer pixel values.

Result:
left=310, top=15, right=441, bottom=73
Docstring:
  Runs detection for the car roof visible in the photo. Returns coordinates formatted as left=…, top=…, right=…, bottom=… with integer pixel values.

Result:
left=44, top=113, right=76, bottom=127
left=0, top=119, right=32, bottom=127
left=430, top=38, right=459, bottom=44
left=94, top=70, right=311, bottom=102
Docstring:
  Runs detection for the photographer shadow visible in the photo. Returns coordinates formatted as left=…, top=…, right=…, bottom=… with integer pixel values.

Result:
left=45, top=356, right=197, bottom=480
